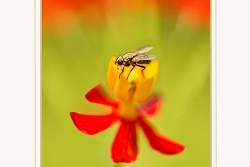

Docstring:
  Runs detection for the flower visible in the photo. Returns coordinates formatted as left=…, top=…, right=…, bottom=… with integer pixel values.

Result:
left=70, top=85, right=185, bottom=163
left=107, top=56, right=159, bottom=104
left=70, top=54, right=185, bottom=163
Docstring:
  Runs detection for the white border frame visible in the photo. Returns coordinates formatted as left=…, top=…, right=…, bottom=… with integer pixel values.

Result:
left=35, top=0, right=41, bottom=166
left=0, top=0, right=40, bottom=166
left=1, top=0, right=250, bottom=166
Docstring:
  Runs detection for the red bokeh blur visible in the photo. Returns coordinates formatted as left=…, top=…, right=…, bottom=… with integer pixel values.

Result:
left=42, top=0, right=107, bottom=33
left=42, top=0, right=210, bottom=32
left=157, top=0, right=210, bottom=28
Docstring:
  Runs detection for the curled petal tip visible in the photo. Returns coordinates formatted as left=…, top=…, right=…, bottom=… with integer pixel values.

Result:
left=114, top=75, right=131, bottom=102
left=111, top=120, right=138, bottom=163
left=150, top=135, right=185, bottom=154
left=107, top=56, right=119, bottom=91
left=70, top=112, right=118, bottom=135
left=138, top=117, right=185, bottom=155
left=138, top=94, right=162, bottom=116
left=133, top=77, right=154, bottom=103
left=85, top=85, right=118, bottom=108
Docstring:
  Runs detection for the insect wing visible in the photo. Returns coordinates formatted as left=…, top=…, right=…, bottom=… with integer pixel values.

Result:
left=132, top=54, right=157, bottom=62
left=133, top=45, right=153, bottom=54
left=135, top=54, right=157, bottom=60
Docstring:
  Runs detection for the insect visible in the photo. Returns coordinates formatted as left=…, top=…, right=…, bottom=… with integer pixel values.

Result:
left=115, top=45, right=157, bottom=79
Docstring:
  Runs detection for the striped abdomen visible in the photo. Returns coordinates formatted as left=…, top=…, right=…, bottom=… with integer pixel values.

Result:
left=137, top=60, right=151, bottom=64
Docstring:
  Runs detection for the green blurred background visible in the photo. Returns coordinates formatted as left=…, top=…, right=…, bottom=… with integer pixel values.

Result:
left=42, top=0, right=210, bottom=166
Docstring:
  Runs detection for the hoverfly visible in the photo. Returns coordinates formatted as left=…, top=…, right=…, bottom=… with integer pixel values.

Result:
left=115, top=45, right=157, bottom=79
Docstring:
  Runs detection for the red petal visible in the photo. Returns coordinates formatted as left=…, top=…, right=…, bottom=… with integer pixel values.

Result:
left=85, top=85, right=118, bottom=108
left=138, top=95, right=162, bottom=116
left=138, top=117, right=185, bottom=154
left=111, top=120, right=138, bottom=163
left=70, top=112, right=118, bottom=135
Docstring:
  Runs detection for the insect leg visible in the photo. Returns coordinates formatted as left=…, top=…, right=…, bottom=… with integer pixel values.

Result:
left=127, top=65, right=136, bottom=80
left=119, top=66, right=125, bottom=79
left=135, top=64, right=146, bottom=78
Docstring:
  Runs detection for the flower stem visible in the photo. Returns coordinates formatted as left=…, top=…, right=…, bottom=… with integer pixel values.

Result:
left=114, top=163, right=123, bottom=167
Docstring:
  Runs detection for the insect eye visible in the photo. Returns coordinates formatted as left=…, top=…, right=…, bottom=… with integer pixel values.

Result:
left=118, top=60, right=123, bottom=65
left=117, top=59, right=123, bottom=65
